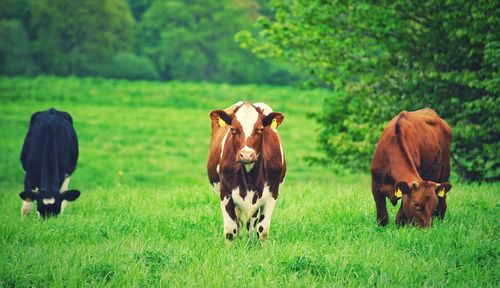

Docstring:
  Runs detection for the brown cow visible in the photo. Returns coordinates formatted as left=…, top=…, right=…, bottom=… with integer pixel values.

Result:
left=207, top=102, right=286, bottom=243
left=370, top=108, right=452, bottom=227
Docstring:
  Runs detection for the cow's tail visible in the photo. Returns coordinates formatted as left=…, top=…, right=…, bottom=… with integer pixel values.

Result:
left=40, top=124, right=60, bottom=196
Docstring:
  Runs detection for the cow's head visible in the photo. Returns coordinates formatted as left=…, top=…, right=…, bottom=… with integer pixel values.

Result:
left=210, top=103, right=284, bottom=164
left=19, top=189, right=80, bottom=218
left=395, top=181, right=451, bottom=227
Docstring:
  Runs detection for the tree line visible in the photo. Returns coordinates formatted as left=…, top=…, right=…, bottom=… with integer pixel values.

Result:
left=0, top=0, right=300, bottom=85
left=238, top=0, right=499, bottom=182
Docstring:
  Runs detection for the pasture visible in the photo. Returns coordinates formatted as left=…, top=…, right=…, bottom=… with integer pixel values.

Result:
left=0, top=76, right=498, bottom=287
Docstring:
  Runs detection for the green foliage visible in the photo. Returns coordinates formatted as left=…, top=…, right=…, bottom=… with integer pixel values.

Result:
left=0, top=19, right=38, bottom=76
left=29, top=0, right=136, bottom=76
left=97, top=52, right=160, bottom=81
left=0, top=76, right=498, bottom=286
left=239, top=0, right=500, bottom=181
left=137, top=0, right=300, bottom=84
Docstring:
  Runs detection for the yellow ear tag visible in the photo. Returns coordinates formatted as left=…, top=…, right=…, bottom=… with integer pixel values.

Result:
left=218, top=118, right=226, bottom=127
left=437, top=189, right=446, bottom=198
left=270, top=118, right=278, bottom=129
left=395, top=188, right=403, bottom=198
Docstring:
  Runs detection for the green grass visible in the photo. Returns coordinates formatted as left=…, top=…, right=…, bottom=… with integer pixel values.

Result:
left=0, top=76, right=498, bottom=287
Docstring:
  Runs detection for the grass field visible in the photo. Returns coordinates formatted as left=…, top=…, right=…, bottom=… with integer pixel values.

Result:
left=0, top=76, right=498, bottom=287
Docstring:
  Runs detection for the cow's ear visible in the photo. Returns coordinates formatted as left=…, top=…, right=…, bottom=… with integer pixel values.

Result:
left=61, top=190, right=80, bottom=201
left=263, top=112, right=284, bottom=128
left=395, top=181, right=411, bottom=198
left=19, top=190, right=37, bottom=201
left=436, top=182, right=452, bottom=198
left=210, top=110, right=232, bottom=127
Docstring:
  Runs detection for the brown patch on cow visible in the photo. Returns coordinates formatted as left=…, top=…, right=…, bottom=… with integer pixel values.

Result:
left=258, top=226, right=264, bottom=233
left=258, top=215, right=265, bottom=222
left=371, top=108, right=452, bottom=228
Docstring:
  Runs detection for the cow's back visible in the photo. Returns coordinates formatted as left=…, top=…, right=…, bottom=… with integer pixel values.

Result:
left=371, top=108, right=451, bottom=183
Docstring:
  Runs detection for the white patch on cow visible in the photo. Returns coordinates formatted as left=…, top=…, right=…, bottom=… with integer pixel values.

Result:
left=279, top=141, right=284, bottom=165
left=42, top=198, right=55, bottom=205
left=220, top=130, right=230, bottom=159
left=58, top=177, right=71, bottom=214
left=216, top=164, right=220, bottom=173
left=220, top=196, right=238, bottom=241
left=21, top=201, right=33, bottom=217
left=59, top=177, right=70, bottom=192
left=257, top=188, right=277, bottom=241
left=212, top=182, right=220, bottom=193
left=60, top=200, right=68, bottom=214
left=235, top=104, right=259, bottom=140
left=253, top=102, right=273, bottom=115
left=231, top=184, right=274, bottom=223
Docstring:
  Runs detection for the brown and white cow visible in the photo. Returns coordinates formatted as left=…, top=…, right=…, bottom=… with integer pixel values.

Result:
left=207, top=102, right=286, bottom=243
left=370, top=108, right=452, bottom=228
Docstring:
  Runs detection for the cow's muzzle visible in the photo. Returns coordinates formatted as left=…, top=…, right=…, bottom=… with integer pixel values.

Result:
left=237, top=148, right=257, bottom=163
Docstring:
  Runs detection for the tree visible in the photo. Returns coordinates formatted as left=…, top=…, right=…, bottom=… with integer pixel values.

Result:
left=137, top=0, right=300, bottom=84
left=0, top=19, right=38, bottom=75
left=30, top=0, right=136, bottom=76
left=238, top=0, right=500, bottom=181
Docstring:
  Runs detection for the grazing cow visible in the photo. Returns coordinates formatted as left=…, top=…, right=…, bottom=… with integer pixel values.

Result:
left=207, top=102, right=286, bottom=243
left=370, top=108, right=452, bottom=227
left=19, top=108, right=80, bottom=218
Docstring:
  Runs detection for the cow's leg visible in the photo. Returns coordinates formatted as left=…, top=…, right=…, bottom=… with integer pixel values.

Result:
left=372, top=183, right=389, bottom=226
left=59, top=176, right=70, bottom=214
left=220, top=196, right=238, bottom=243
left=395, top=206, right=407, bottom=226
left=247, top=208, right=260, bottom=236
left=256, top=197, right=277, bottom=242
left=235, top=206, right=243, bottom=231
left=21, top=200, right=33, bottom=217
left=435, top=197, right=447, bottom=220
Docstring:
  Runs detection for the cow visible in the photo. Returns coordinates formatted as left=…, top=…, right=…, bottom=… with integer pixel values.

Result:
left=207, top=102, right=286, bottom=243
left=370, top=108, right=452, bottom=228
left=19, top=108, right=80, bottom=218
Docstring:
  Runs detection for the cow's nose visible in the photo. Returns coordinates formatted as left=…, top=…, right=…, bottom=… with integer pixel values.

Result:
left=238, top=149, right=256, bottom=163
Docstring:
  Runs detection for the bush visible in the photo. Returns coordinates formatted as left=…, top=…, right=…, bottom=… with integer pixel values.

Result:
left=240, top=0, right=500, bottom=181
left=96, top=52, right=159, bottom=81
left=0, top=19, right=39, bottom=76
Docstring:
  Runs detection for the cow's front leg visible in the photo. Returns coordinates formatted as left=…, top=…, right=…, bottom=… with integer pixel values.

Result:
left=256, top=197, right=277, bottom=242
left=220, top=195, right=238, bottom=244
left=21, top=200, right=33, bottom=217
left=395, top=207, right=407, bottom=227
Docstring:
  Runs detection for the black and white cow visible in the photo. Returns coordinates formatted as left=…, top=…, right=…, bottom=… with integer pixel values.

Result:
left=19, top=108, right=80, bottom=218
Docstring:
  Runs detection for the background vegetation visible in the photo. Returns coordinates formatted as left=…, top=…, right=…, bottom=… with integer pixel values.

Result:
left=0, top=77, right=498, bottom=287
left=238, top=0, right=499, bottom=181
left=0, top=0, right=301, bottom=84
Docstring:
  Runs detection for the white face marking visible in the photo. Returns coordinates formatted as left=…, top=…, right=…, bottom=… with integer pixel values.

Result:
left=235, top=104, right=259, bottom=140
left=253, top=102, right=273, bottom=115
left=42, top=198, right=55, bottom=205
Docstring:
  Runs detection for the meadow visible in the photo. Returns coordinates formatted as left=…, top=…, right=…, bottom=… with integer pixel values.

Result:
left=0, top=76, right=498, bottom=287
